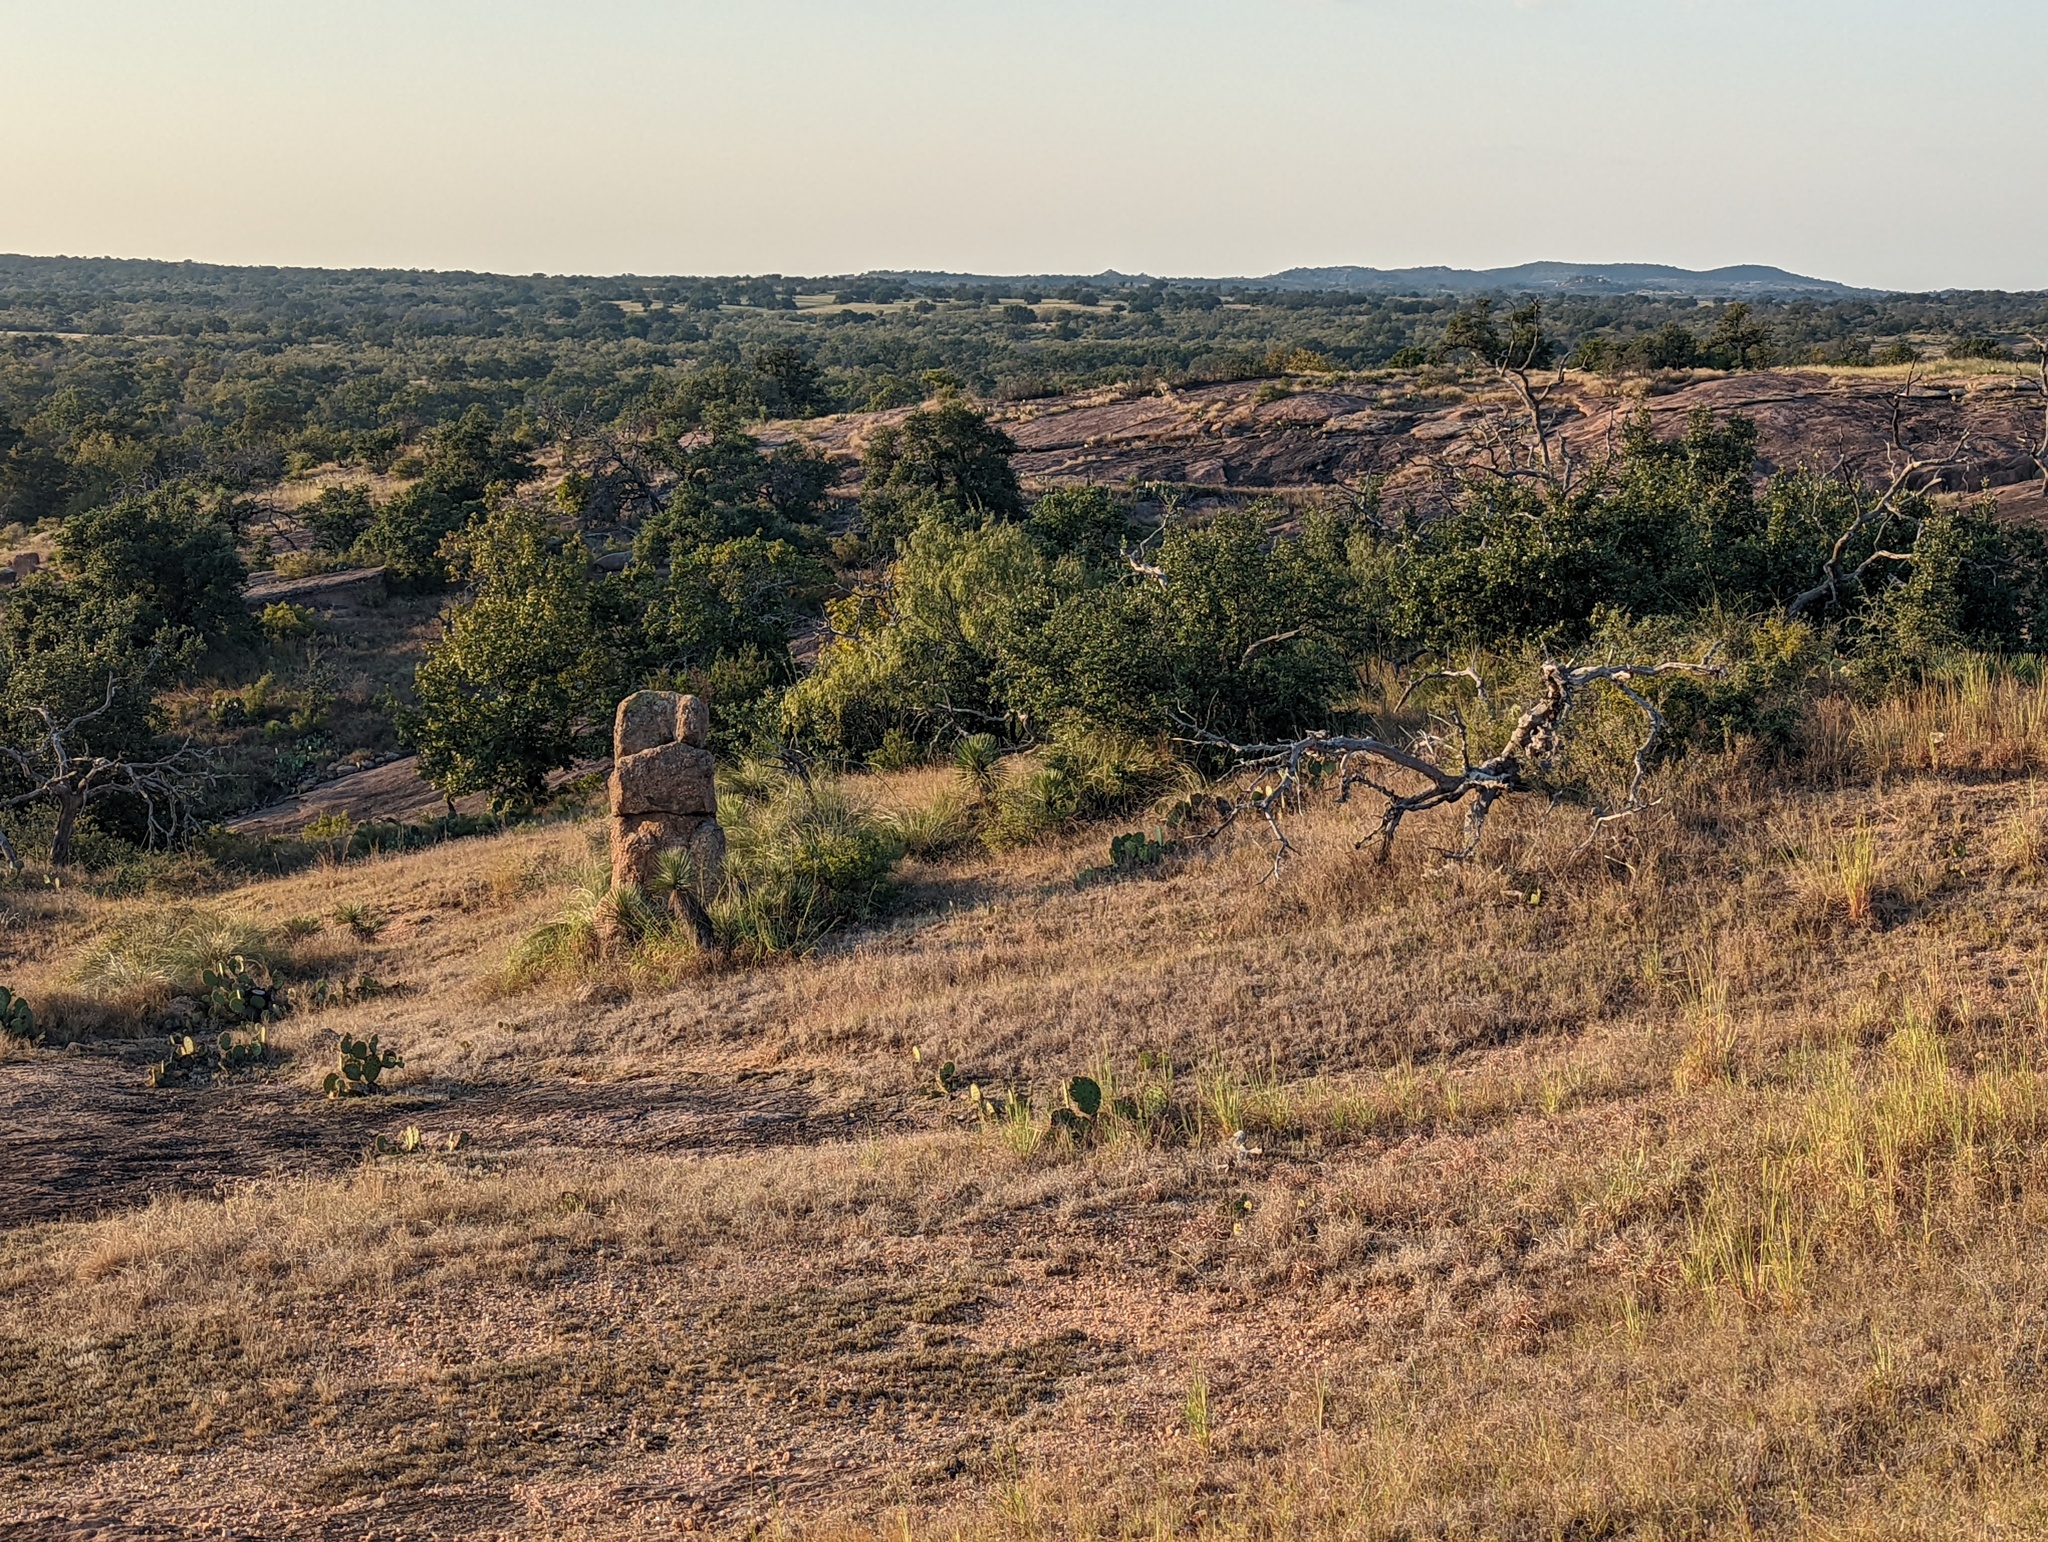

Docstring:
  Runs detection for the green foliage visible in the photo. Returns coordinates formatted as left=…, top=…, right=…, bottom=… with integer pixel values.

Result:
left=714, top=765, right=905, bottom=955
left=632, top=430, right=831, bottom=559
left=789, top=500, right=1367, bottom=761
left=984, top=724, right=1189, bottom=848
left=1863, top=499, right=2048, bottom=665
left=1947, top=336, right=2011, bottom=361
left=1025, top=486, right=1132, bottom=573
left=1108, top=830, right=1168, bottom=870
left=301, top=483, right=376, bottom=554
left=1575, top=322, right=1702, bottom=375
left=782, top=516, right=1046, bottom=757
left=1005, top=508, right=1367, bottom=740
left=1703, top=303, right=1772, bottom=371
left=215, top=1024, right=268, bottom=1072
left=400, top=503, right=640, bottom=808
left=954, top=733, right=1002, bottom=795
left=54, top=484, right=250, bottom=651
left=1051, top=1075, right=1105, bottom=1141
left=353, top=407, right=533, bottom=588
left=331, top=901, right=383, bottom=938
left=1657, top=616, right=1826, bottom=756
left=1437, top=298, right=1555, bottom=372
left=324, top=1032, right=403, bottom=1097
left=1372, top=410, right=1996, bottom=656
left=0, top=986, right=36, bottom=1042
left=865, top=728, right=925, bottom=772
left=146, top=1022, right=268, bottom=1087
left=639, top=534, right=828, bottom=678
left=0, top=580, right=173, bottom=789
left=860, top=400, right=1024, bottom=544
left=259, top=601, right=317, bottom=641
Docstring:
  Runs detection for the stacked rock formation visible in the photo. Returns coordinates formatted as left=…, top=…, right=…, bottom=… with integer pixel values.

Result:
left=608, top=690, right=724, bottom=899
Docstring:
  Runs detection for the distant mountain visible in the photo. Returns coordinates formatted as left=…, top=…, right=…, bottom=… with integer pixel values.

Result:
left=1251, top=262, right=1870, bottom=297
left=880, top=262, right=1872, bottom=298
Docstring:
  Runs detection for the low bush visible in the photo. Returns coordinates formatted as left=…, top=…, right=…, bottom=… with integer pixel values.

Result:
left=983, top=724, right=1191, bottom=848
left=715, top=766, right=903, bottom=955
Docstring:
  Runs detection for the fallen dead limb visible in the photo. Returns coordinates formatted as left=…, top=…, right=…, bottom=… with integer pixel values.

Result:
left=1182, top=658, right=1723, bottom=871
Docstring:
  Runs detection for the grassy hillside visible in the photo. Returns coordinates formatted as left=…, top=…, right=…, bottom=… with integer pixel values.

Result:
left=6, top=669, right=2048, bottom=1535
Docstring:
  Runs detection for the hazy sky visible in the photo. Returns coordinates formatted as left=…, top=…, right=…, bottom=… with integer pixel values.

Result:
left=2, top=1, right=2040, bottom=290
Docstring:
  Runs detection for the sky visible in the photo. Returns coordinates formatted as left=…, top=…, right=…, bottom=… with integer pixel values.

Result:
left=1, top=0, right=2041, bottom=292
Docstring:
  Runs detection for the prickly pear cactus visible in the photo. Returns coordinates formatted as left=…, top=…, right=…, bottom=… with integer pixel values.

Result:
left=146, top=1034, right=207, bottom=1088
left=1051, top=1074, right=1105, bottom=1139
left=216, top=1025, right=268, bottom=1072
left=1109, top=831, right=1167, bottom=871
left=0, top=987, right=35, bottom=1042
left=203, top=956, right=289, bottom=1027
left=324, top=1032, right=403, bottom=1098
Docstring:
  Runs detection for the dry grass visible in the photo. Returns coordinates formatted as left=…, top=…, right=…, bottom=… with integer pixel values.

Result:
left=8, top=679, right=2048, bottom=1533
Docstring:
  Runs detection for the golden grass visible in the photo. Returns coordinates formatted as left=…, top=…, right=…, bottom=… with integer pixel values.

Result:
left=9, top=679, right=2048, bottom=1532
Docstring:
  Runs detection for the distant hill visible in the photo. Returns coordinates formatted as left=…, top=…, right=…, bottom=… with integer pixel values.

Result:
left=1252, top=262, right=1871, bottom=297
left=0, top=253, right=1893, bottom=301
left=880, top=261, right=1872, bottom=298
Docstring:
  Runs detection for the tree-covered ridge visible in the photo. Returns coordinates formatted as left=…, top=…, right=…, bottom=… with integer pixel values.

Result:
left=2, top=254, right=2043, bottom=524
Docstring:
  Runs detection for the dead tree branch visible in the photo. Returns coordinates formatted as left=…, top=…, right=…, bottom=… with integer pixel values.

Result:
left=2028, top=335, right=2048, bottom=497
left=0, top=680, right=213, bottom=868
left=1785, top=369, right=1969, bottom=619
left=1181, top=658, right=1723, bottom=873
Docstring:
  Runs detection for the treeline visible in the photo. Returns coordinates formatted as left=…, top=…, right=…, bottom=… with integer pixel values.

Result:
left=4, top=257, right=2045, bottom=524
left=7, top=370, right=2048, bottom=862
left=398, top=389, right=2048, bottom=815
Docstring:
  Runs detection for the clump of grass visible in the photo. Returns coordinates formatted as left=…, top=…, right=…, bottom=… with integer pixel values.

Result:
left=714, top=764, right=904, bottom=956
left=1798, top=1010, right=2043, bottom=1237
left=509, top=767, right=908, bottom=982
left=1183, top=1370, right=1212, bottom=1445
left=1791, top=816, right=1883, bottom=926
left=1672, top=943, right=1739, bottom=1092
left=1996, top=795, right=2047, bottom=877
left=983, top=724, right=1190, bottom=849
left=884, top=785, right=980, bottom=860
left=1849, top=657, right=2048, bottom=777
left=331, top=902, right=384, bottom=939
left=505, top=864, right=697, bottom=986
left=74, top=908, right=285, bottom=998
left=1682, top=1009, right=2047, bottom=1310
left=1681, top=1157, right=1814, bottom=1308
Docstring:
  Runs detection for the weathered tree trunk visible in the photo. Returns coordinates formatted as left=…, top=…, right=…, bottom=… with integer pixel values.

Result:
left=48, top=788, right=83, bottom=867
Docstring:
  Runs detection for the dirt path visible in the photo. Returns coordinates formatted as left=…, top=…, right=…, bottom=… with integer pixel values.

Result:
left=0, top=1049, right=856, bottom=1229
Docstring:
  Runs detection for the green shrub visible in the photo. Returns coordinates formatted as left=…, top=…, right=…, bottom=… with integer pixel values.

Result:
left=260, top=601, right=317, bottom=641
left=865, top=727, right=926, bottom=772
left=715, top=765, right=904, bottom=954
left=984, top=724, right=1190, bottom=848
